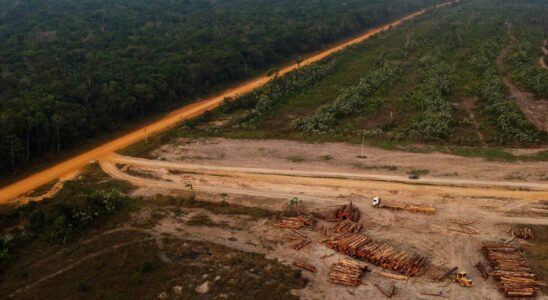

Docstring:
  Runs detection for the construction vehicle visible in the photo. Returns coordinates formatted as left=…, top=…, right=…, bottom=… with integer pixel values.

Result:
left=455, top=271, right=473, bottom=287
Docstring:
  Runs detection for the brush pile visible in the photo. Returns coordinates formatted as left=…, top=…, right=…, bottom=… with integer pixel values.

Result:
left=274, top=216, right=313, bottom=229
left=327, top=233, right=429, bottom=276
left=482, top=243, right=542, bottom=298
left=313, top=202, right=361, bottom=222
left=329, top=258, right=368, bottom=286
left=513, top=227, right=533, bottom=240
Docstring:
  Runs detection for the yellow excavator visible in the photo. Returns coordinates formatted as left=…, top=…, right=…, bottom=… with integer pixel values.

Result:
left=455, top=271, right=473, bottom=287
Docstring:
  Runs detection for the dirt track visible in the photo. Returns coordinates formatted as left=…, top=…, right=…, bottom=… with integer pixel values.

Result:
left=540, top=40, right=548, bottom=70
left=99, top=158, right=548, bottom=220
left=106, top=153, right=548, bottom=191
left=0, top=2, right=455, bottom=205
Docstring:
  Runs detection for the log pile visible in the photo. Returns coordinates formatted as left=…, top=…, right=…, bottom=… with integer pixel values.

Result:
left=405, top=205, right=436, bottom=215
left=482, top=243, right=541, bottom=298
left=376, top=270, right=409, bottom=281
left=274, top=216, right=313, bottom=229
left=332, top=220, right=363, bottom=234
left=329, top=258, right=368, bottom=286
left=376, top=201, right=436, bottom=215
left=326, top=233, right=429, bottom=276
left=513, top=227, right=533, bottom=240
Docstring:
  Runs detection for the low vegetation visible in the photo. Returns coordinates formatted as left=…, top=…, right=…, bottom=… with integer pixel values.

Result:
left=157, top=0, right=546, bottom=151
left=0, top=166, right=134, bottom=270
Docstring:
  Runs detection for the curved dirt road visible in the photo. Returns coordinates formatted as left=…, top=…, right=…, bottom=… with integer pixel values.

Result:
left=99, top=161, right=548, bottom=225
left=106, top=154, right=548, bottom=191
left=0, top=2, right=455, bottom=204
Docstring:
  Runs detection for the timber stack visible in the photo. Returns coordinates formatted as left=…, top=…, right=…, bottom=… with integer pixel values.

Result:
left=327, top=233, right=429, bottom=276
left=332, top=219, right=363, bottom=234
left=482, top=243, right=541, bottom=298
left=329, top=258, right=368, bottom=286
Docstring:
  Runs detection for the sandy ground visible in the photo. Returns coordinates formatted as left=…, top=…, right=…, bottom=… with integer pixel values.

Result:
left=151, top=138, right=548, bottom=183
left=0, top=1, right=456, bottom=205
left=87, top=136, right=548, bottom=299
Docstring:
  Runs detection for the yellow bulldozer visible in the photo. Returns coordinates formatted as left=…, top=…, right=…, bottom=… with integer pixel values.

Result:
left=455, top=271, right=473, bottom=287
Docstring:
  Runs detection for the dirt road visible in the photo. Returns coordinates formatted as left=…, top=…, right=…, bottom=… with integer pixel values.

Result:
left=100, top=161, right=548, bottom=225
left=540, top=40, right=548, bottom=70
left=498, top=24, right=548, bottom=132
left=0, top=2, right=455, bottom=204
left=106, top=154, right=548, bottom=191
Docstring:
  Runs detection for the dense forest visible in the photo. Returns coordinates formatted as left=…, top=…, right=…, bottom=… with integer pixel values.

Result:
left=0, top=0, right=444, bottom=177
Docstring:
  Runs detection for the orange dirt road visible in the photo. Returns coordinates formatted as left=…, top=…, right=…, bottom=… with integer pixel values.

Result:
left=0, top=2, right=454, bottom=204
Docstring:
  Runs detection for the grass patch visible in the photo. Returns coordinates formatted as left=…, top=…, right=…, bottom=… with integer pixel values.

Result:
left=286, top=155, right=306, bottom=163
left=185, top=213, right=229, bottom=228
left=320, top=155, right=333, bottom=161
left=152, top=195, right=274, bottom=220
left=446, top=147, right=518, bottom=162
left=518, top=150, right=548, bottom=162
left=27, top=179, right=59, bottom=197
left=408, top=169, right=429, bottom=176
left=353, top=163, right=398, bottom=171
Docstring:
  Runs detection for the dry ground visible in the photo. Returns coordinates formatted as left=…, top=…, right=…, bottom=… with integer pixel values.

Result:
left=5, top=137, right=547, bottom=299
left=88, top=137, right=548, bottom=299
left=150, top=138, right=548, bottom=183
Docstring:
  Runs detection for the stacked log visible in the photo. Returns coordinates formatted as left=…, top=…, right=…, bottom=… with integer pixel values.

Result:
left=274, top=216, right=313, bottom=229
left=329, top=258, right=368, bottom=286
left=326, top=233, right=429, bottom=277
left=405, top=205, right=436, bottom=215
left=482, top=242, right=541, bottom=298
left=332, top=220, right=363, bottom=234
left=376, top=270, right=409, bottom=281
left=513, top=227, right=533, bottom=240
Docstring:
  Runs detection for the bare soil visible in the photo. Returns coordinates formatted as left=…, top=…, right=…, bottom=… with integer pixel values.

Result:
left=151, top=138, right=548, bottom=183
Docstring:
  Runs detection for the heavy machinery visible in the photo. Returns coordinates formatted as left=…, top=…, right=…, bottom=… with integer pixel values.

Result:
left=455, top=271, right=473, bottom=287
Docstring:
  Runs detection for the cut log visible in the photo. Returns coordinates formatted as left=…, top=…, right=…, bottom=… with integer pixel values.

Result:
left=293, top=260, right=317, bottom=273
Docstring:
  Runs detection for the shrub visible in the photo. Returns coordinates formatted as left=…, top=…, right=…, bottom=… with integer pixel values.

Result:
left=292, top=62, right=401, bottom=133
